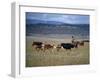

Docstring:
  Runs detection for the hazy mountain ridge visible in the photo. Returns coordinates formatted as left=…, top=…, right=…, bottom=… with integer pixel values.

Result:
left=26, top=19, right=89, bottom=26
left=26, top=23, right=89, bottom=37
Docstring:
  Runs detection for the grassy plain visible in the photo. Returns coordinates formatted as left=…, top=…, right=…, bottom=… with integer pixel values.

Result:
left=26, top=36, right=89, bottom=67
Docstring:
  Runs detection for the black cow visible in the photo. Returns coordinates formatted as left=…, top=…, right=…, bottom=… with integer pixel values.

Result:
left=61, top=43, right=75, bottom=50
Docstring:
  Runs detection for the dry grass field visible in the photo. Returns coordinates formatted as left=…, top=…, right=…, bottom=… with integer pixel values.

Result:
left=26, top=37, right=89, bottom=67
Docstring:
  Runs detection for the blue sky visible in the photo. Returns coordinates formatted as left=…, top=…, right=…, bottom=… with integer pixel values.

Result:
left=26, top=12, right=89, bottom=24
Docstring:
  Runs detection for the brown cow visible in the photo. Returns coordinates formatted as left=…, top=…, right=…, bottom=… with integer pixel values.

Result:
left=43, top=44, right=55, bottom=52
left=72, top=40, right=84, bottom=47
left=79, top=41, right=84, bottom=46
left=32, top=41, right=43, bottom=50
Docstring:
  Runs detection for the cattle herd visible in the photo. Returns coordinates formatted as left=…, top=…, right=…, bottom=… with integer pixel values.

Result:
left=32, top=40, right=89, bottom=52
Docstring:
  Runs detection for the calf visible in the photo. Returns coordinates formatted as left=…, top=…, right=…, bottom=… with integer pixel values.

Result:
left=56, top=44, right=63, bottom=51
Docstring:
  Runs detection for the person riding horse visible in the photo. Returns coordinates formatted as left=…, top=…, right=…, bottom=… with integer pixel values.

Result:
left=72, top=36, right=75, bottom=43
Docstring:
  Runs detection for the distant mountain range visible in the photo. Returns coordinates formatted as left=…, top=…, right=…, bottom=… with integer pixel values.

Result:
left=26, top=19, right=89, bottom=26
left=26, top=19, right=89, bottom=37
